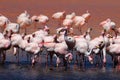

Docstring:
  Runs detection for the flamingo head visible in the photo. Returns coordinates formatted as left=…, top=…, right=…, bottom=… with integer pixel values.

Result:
left=56, top=27, right=67, bottom=35
left=86, top=28, right=92, bottom=33
left=65, top=53, right=73, bottom=63
left=32, top=33, right=36, bottom=38
left=27, top=37, right=31, bottom=43
left=24, top=10, right=30, bottom=18
left=44, top=25, right=50, bottom=34
left=31, top=15, right=38, bottom=22
left=99, top=18, right=111, bottom=26
left=71, top=12, right=76, bottom=19
left=82, top=10, right=91, bottom=22
left=61, top=11, right=66, bottom=20
left=106, top=18, right=111, bottom=22
left=18, top=10, right=30, bottom=19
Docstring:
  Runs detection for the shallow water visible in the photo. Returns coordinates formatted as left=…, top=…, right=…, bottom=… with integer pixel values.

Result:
left=0, top=50, right=120, bottom=80
left=0, top=62, right=120, bottom=80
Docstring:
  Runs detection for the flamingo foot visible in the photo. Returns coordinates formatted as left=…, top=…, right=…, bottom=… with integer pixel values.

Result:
left=103, top=58, right=106, bottom=67
left=88, top=56, right=93, bottom=64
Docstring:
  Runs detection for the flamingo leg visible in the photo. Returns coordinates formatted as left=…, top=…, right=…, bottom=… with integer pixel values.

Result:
left=17, top=48, right=20, bottom=64
left=0, top=50, right=6, bottom=64
left=26, top=53, right=29, bottom=62
left=45, top=53, right=48, bottom=68
left=112, top=28, right=118, bottom=38
left=113, top=55, right=118, bottom=68
left=49, top=51, right=54, bottom=70
left=95, top=54, right=101, bottom=67
left=49, top=52, right=53, bottom=67
left=102, top=47, right=106, bottom=69
left=63, top=57, right=68, bottom=71
left=75, top=53, right=78, bottom=65
left=2, top=50, right=6, bottom=64
left=79, top=54, right=85, bottom=70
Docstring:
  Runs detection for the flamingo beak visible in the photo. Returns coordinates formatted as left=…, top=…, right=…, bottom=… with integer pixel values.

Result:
left=35, top=19, right=39, bottom=22
left=95, top=46, right=99, bottom=49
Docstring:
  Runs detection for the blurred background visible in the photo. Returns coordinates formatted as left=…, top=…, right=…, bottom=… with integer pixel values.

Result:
left=0, top=0, right=120, bottom=37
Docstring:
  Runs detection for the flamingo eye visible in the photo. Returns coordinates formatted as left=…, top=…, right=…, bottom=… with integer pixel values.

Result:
left=68, top=37, right=71, bottom=40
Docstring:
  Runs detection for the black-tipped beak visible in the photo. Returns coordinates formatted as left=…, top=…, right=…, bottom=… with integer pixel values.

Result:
left=35, top=19, right=39, bottom=22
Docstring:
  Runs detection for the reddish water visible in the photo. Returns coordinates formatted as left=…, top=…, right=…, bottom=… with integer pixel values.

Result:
left=0, top=0, right=120, bottom=37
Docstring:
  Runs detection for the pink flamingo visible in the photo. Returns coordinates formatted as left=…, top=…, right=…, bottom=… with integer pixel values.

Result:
left=74, top=28, right=93, bottom=69
left=55, top=28, right=75, bottom=70
left=42, top=34, right=57, bottom=68
left=17, top=11, right=32, bottom=34
left=52, top=11, right=66, bottom=27
left=0, top=14, right=10, bottom=32
left=31, top=15, right=38, bottom=29
left=107, top=43, right=120, bottom=69
left=24, top=40, right=41, bottom=66
left=31, top=14, right=49, bottom=30
left=73, top=11, right=91, bottom=34
left=65, top=12, right=76, bottom=19
left=3, top=22, right=20, bottom=38
left=99, top=18, right=117, bottom=37
left=0, top=33, right=11, bottom=64
left=62, top=18, right=74, bottom=35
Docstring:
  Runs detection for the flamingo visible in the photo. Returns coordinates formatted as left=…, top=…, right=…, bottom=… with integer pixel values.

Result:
left=41, top=34, right=57, bottom=69
left=31, top=15, right=38, bottom=29
left=31, top=14, right=49, bottom=30
left=35, top=14, right=49, bottom=29
left=54, top=28, right=75, bottom=70
left=43, top=27, right=75, bottom=70
left=107, top=43, right=120, bottom=69
left=10, top=33, right=23, bottom=63
left=63, top=18, right=74, bottom=35
left=17, top=11, right=32, bottom=34
left=81, top=10, right=91, bottom=23
left=24, top=40, right=41, bottom=66
left=74, top=29, right=93, bottom=69
left=89, top=30, right=111, bottom=68
left=0, top=14, right=10, bottom=32
left=52, top=11, right=66, bottom=27
left=32, top=26, right=49, bottom=39
left=10, top=33, right=41, bottom=66
left=54, top=41, right=73, bottom=70
left=0, top=33, right=11, bottom=64
left=73, top=11, right=91, bottom=34
left=3, top=23, right=20, bottom=38
left=63, top=18, right=73, bottom=28
left=99, top=18, right=117, bottom=37
left=62, top=12, right=76, bottom=35
left=65, top=12, right=76, bottom=19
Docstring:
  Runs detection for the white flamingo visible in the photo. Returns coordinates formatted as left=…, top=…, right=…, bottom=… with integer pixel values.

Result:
left=0, top=33, right=11, bottom=64
left=54, top=28, right=75, bottom=70
left=31, top=14, right=49, bottom=30
left=65, top=12, right=76, bottom=19
left=100, top=18, right=117, bottom=37
left=107, top=43, right=120, bottom=69
left=73, top=11, right=91, bottom=34
left=17, top=11, right=32, bottom=34
left=0, top=14, right=10, bottom=32
left=52, top=11, right=66, bottom=27
left=3, top=23, right=20, bottom=38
